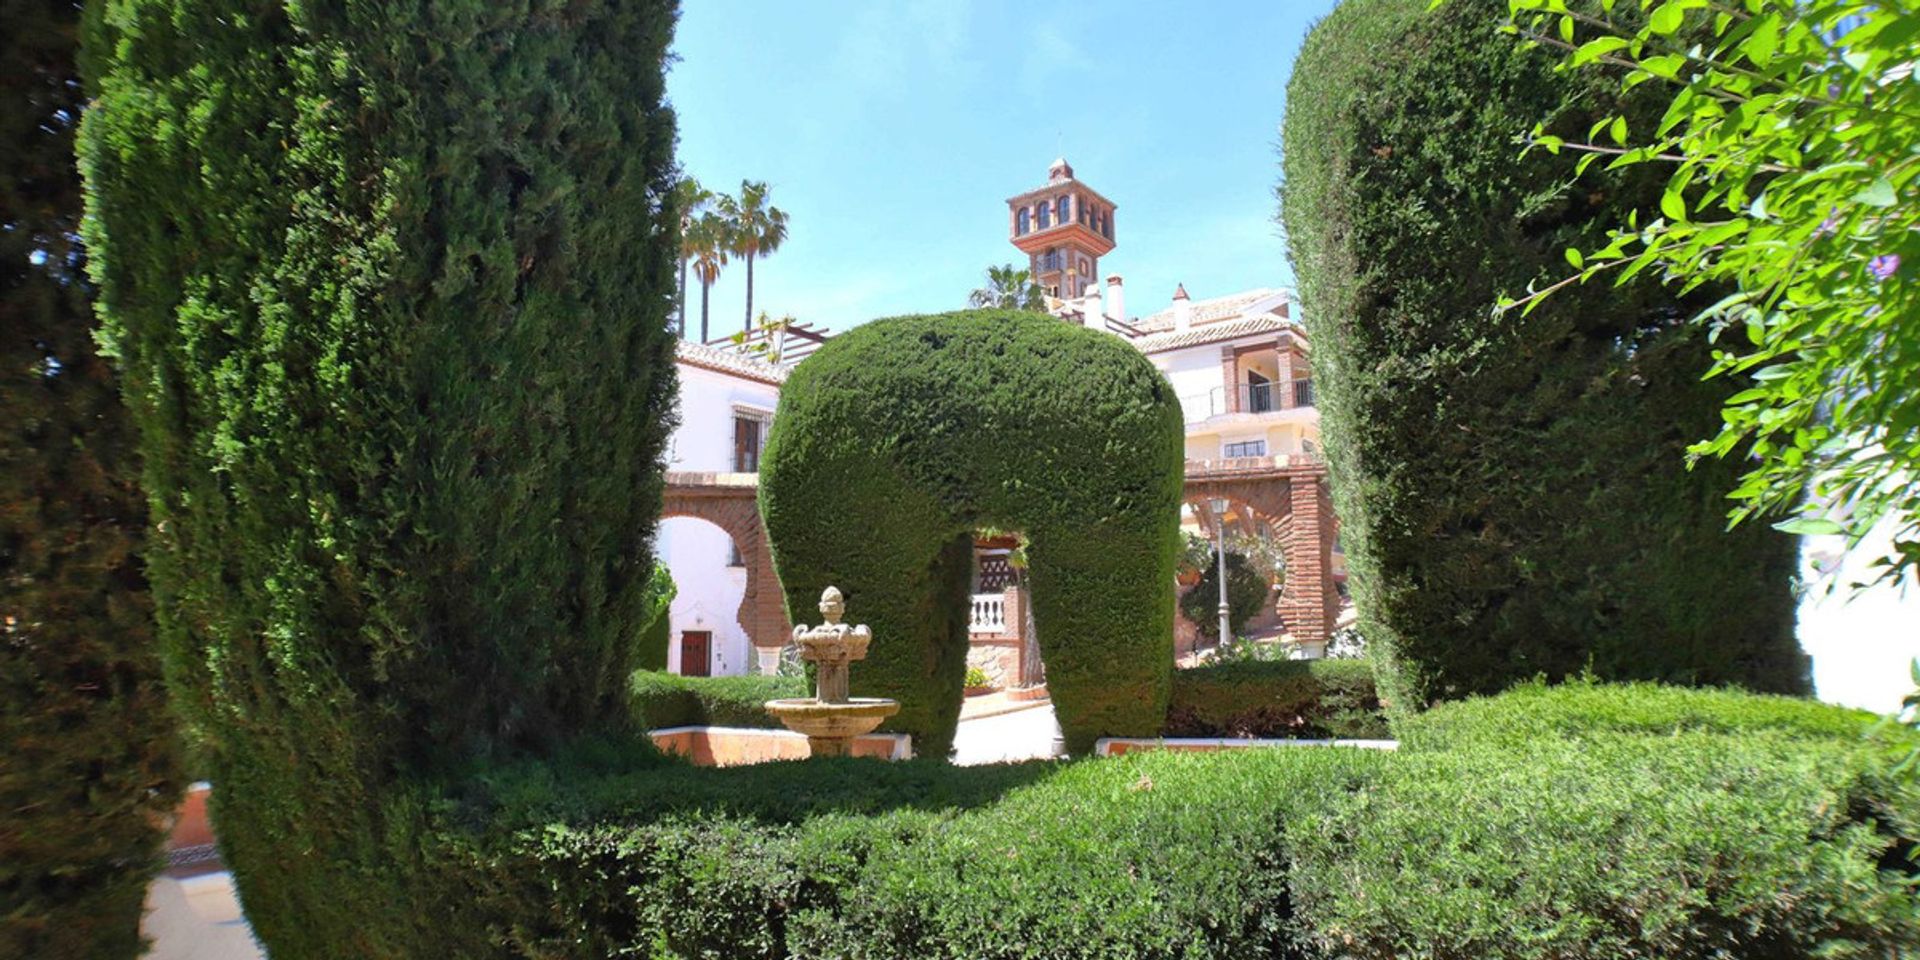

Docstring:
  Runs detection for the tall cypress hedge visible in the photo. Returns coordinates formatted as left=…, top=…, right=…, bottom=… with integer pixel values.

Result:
left=1280, top=0, right=1807, bottom=709
left=79, top=1, right=680, bottom=954
left=2, top=3, right=181, bottom=956
left=759, top=310, right=1185, bottom=757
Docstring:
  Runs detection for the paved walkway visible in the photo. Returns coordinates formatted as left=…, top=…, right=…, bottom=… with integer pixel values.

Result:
left=952, top=701, right=1062, bottom=765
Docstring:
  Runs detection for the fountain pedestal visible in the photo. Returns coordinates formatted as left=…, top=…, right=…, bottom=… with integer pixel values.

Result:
left=765, top=587, right=900, bottom=757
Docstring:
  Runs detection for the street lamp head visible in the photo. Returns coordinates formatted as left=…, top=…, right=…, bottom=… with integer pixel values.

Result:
left=1209, top=497, right=1229, bottom=515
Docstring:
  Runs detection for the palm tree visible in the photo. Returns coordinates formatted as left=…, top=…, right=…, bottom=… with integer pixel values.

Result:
left=721, top=180, right=789, bottom=334
left=672, top=177, right=714, bottom=337
left=687, top=213, right=731, bottom=343
left=968, top=263, right=1046, bottom=310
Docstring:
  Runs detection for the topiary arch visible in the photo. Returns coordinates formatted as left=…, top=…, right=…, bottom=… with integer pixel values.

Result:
left=759, top=310, right=1186, bottom=757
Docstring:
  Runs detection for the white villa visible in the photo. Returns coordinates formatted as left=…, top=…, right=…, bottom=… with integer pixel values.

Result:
left=657, top=159, right=1347, bottom=679
left=656, top=340, right=783, bottom=676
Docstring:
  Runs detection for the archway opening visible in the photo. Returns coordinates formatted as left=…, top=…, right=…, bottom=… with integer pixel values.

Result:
left=657, top=515, right=754, bottom=677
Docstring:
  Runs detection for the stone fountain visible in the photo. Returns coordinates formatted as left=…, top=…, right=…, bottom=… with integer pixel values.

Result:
left=765, top=587, right=900, bottom=757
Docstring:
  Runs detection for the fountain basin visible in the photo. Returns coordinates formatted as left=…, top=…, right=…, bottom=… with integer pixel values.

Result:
left=764, top=697, right=900, bottom=741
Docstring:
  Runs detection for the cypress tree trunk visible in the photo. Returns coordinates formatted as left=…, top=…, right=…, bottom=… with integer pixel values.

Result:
left=1, top=4, right=181, bottom=956
left=80, top=1, right=681, bottom=954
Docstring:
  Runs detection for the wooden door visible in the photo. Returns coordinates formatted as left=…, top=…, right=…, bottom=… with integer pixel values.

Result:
left=679, top=631, right=711, bottom=677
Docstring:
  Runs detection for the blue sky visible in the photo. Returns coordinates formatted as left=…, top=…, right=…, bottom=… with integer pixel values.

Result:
left=667, top=0, right=1341, bottom=339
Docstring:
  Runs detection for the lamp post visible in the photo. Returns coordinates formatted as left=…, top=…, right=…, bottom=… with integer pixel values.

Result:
left=1209, top=497, right=1231, bottom=652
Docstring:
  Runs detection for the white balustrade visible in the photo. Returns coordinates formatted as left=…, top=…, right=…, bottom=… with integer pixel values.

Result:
left=970, top=593, right=1007, bottom=634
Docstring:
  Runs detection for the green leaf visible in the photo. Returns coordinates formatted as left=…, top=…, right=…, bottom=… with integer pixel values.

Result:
left=1608, top=115, right=1628, bottom=145
left=1854, top=178, right=1895, bottom=208
left=1771, top=517, right=1845, bottom=536
left=1742, top=13, right=1780, bottom=64
left=1640, top=54, right=1685, bottom=79
left=1661, top=188, right=1688, bottom=222
left=1572, top=36, right=1630, bottom=66
left=1565, top=247, right=1584, bottom=269
left=1648, top=3, right=1685, bottom=35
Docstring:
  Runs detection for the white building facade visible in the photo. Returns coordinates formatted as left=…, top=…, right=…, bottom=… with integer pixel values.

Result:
left=657, top=341, right=784, bottom=676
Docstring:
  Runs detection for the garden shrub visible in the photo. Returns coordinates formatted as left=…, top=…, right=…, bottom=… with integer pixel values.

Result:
left=759, top=310, right=1186, bottom=756
left=1177, top=548, right=1269, bottom=643
left=1164, top=659, right=1387, bottom=739
left=1279, top=0, right=1807, bottom=710
left=629, top=670, right=803, bottom=730
left=1, top=4, right=181, bottom=954
left=458, top=686, right=1913, bottom=959
left=78, top=1, right=680, bottom=955
left=1290, top=730, right=1919, bottom=959
left=1398, top=678, right=1886, bottom=751
left=633, top=564, right=678, bottom=673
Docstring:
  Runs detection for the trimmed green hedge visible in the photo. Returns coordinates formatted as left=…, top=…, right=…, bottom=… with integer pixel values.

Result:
left=79, top=2, right=681, bottom=956
left=455, top=684, right=1913, bottom=958
left=759, top=310, right=1186, bottom=757
left=2, top=3, right=181, bottom=954
left=1164, top=659, right=1387, bottom=739
left=1279, top=0, right=1808, bottom=710
left=630, top=670, right=804, bottom=730
left=1397, top=678, right=1884, bottom=751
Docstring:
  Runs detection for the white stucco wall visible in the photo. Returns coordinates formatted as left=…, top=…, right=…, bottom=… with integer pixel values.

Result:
left=657, top=360, right=779, bottom=676
left=1154, top=348, right=1224, bottom=424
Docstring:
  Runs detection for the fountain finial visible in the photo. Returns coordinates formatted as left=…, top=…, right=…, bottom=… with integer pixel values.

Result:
left=818, top=586, right=845, bottom=625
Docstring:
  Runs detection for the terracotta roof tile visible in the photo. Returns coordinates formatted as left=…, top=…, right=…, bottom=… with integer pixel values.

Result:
left=1133, top=287, right=1289, bottom=333
left=1131, top=314, right=1297, bottom=354
left=676, top=339, right=789, bottom=385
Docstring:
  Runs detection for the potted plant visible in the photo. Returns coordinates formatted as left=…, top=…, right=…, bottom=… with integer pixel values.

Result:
left=964, top=665, right=995, bottom=697
left=1176, top=531, right=1212, bottom=586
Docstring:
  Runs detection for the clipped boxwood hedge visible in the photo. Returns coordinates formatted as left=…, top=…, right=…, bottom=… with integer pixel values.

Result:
left=1279, top=0, right=1808, bottom=710
left=455, top=684, right=1913, bottom=959
left=1164, top=659, right=1387, bottom=739
left=1396, top=677, right=1885, bottom=751
left=629, top=670, right=804, bottom=730
left=759, top=310, right=1186, bottom=757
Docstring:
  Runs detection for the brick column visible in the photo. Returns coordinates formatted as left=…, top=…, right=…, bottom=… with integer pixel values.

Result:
left=1219, top=347, right=1240, bottom=414
left=1271, top=339, right=1294, bottom=410
left=1002, top=584, right=1025, bottom=680
left=1277, top=473, right=1336, bottom=650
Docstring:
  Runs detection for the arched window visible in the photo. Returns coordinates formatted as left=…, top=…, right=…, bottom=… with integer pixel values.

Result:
left=1101, top=209, right=1112, bottom=238
left=1056, top=195, right=1070, bottom=224
left=1037, top=202, right=1051, bottom=229
left=1016, top=208, right=1030, bottom=235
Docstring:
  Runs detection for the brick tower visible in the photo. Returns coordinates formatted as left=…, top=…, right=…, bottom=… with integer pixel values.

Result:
left=1006, top=158, right=1117, bottom=299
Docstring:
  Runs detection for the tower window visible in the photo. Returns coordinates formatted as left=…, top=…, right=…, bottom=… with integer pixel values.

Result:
left=1016, top=208, right=1030, bottom=235
left=1036, top=202, right=1051, bottom=229
left=1056, top=195, right=1070, bottom=224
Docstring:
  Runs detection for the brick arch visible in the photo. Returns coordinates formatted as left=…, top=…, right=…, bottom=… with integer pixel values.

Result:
left=662, top=472, right=790, bottom=672
left=1183, top=458, right=1339, bottom=650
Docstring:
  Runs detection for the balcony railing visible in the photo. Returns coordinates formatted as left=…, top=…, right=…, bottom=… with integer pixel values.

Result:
left=1181, top=379, right=1316, bottom=422
left=970, top=593, right=1007, bottom=634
